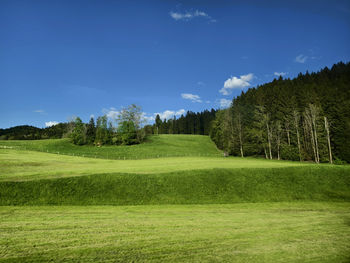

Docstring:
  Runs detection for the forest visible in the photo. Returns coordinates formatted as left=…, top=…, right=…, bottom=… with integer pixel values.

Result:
left=210, top=62, right=350, bottom=163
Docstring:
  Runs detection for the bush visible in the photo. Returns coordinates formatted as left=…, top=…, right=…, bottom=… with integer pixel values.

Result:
left=281, top=145, right=300, bottom=161
left=334, top=158, right=347, bottom=165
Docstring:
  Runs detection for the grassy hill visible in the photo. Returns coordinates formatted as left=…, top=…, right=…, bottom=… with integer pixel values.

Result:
left=0, top=147, right=349, bottom=205
left=0, top=134, right=222, bottom=159
left=1, top=166, right=349, bottom=206
left=0, top=148, right=309, bottom=181
left=1, top=134, right=350, bottom=262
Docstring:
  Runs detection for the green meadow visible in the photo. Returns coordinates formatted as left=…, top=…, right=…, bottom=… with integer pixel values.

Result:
left=0, top=135, right=349, bottom=262
left=1, top=203, right=349, bottom=263
left=0, top=134, right=222, bottom=159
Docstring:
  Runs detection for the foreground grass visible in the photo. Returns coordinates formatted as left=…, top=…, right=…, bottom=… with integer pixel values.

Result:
left=1, top=166, right=349, bottom=205
left=0, top=203, right=349, bottom=263
left=0, top=149, right=309, bottom=181
left=0, top=134, right=222, bottom=160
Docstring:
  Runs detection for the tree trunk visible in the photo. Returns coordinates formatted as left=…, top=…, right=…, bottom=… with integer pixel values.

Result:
left=312, top=115, right=320, bottom=163
left=324, top=116, right=333, bottom=164
left=238, top=114, right=244, bottom=157
left=310, top=123, right=317, bottom=163
left=264, top=147, right=268, bottom=159
left=309, top=104, right=320, bottom=163
left=293, top=111, right=302, bottom=162
left=266, top=121, right=272, bottom=160
left=229, top=110, right=235, bottom=154
left=285, top=120, right=291, bottom=146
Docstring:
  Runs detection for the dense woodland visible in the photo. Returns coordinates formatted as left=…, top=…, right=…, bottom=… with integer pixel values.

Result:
left=145, top=109, right=216, bottom=135
left=210, top=62, right=350, bottom=163
left=1, top=62, right=349, bottom=163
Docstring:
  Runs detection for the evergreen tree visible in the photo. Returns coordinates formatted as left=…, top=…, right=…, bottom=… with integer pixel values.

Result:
left=210, top=62, right=350, bottom=163
left=86, top=117, right=96, bottom=144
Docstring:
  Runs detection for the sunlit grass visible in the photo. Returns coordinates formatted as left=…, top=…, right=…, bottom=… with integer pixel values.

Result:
left=0, top=148, right=311, bottom=181
left=0, top=202, right=349, bottom=262
left=0, top=134, right=222, bottom=160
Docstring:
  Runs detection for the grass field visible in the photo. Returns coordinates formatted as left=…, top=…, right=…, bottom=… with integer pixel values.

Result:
left=0, top=134, right=222, bottom=159
left=1, top=135, right=350, bottom=262
left=0, top=148, right=311, bottom=181
left=1, top=203, right=349, bottom=262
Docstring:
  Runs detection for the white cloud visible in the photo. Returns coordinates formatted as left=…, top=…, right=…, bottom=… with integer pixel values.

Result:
left=34, top=109, right=44, bottom=113
left=219, top=73, right=254, bottom=95
left=170, top=11, right=193, bottom=20
left=175, top=109, right=186, bottom=116
left=181, top=93, right=202, bottom=103
left=158, top=110, right=177, bottom=120
left=170, top=10, right=215, bottom=22
left=152, top=109, right=186, bottom=121
left=45, top=121, right=58, bottom=127
left=274, top=72, right=287, bottom=77
left=220, top=98, right=232, bottom=108
left=142, top=112, right=155, bottom=123
left=102, top=108, right=120, bottom=119
left=295, top=54, right=308, bottom=63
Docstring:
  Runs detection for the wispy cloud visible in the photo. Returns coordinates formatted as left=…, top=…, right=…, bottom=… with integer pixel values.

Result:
left=33, top=109, right=45, bottom=113
left=181, top=93, right=202, bottom=103
left=152, top=109, right=186, bottom=121
left=141, top=109, right=186, bottom=123
left=142, top=112, right=155, bottom=123
left=219, top=73, right=254, bottom=95
left=102, top=107, right=120, bottom=119
left=274, top=72, right=287, bottom=77
left=45, top=121, right=58, bottom=127
left=220, top=98, right=232, bottom=108
left=170, top=10, right=216, bottom=22
left=295, top=54, right=308, bottom=63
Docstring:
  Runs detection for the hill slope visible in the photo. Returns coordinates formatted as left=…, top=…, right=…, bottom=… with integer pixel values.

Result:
left=0, top=148, right=349, bottom=205
left=0, top=134, right=221, bottom=159
left=1, top=166, right=349, bottom=205
left=1, top=134, right=349, bottom=205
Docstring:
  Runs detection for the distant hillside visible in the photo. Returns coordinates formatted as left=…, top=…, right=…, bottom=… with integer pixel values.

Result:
left=0, top=134, right=222, bottom=159
left=0, top=123, right=69, bottom=140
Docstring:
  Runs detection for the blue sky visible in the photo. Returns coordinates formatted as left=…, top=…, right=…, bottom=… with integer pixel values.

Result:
left=1, top=0, right=349, bottom=128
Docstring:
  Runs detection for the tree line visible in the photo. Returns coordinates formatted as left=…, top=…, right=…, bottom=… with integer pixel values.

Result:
left=210, top=62, right=350, bottom=163
left=70, top=104, right=146, bottom=146
left=0, top=108, right=217, bottom=143
left=143, top=109, right=216, bottom=135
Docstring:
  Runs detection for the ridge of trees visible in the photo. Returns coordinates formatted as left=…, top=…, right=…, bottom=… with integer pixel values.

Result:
left=210, top=61, right=350, bottom=163
left=0, top=124, right=69, bottom=140
left=143, top=109, right=217, bottom=136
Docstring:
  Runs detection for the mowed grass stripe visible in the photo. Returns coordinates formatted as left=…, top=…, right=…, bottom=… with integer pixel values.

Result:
left=0, top=203, right=349, bottom=262
left=0, top=149, right=309, bottom=181
left=1, top=167, right=349, bottom=205
left=0, top=134, right=222, bottom=160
